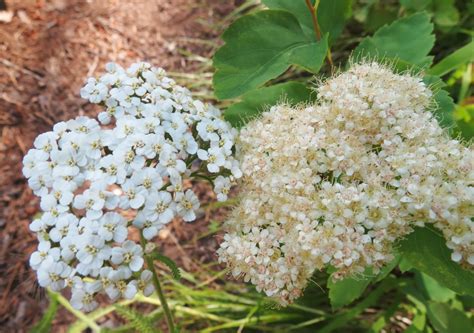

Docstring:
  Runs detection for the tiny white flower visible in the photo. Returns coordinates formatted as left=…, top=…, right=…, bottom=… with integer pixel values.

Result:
left=133, top=212, right=165, bottom=240
left=70, top=281, right=101, bottom=311
left=197, top=147, right=225, bottom=173
left=99, top=155, right=127, bottom=184
left=111, top=240, right=144, bottom=272
left=30, top=241, right=61, bottom=270
left=98, top=212, right=128, bottom=242
left=214, top=176, right=232, bottom=202
left=144, top=191, right=175, bottom=224
left=106, top=268, right=137, bottom=301
left=37, top=260, right=71, bottom=291
left=175, top=190, right=200, bottom=222
left=134, top=270, right=155, bottom=296
left=120, top=179, right=147, bottom=209
left=73, top=190, right=105, bottom=220
left=76, top=235, right=111, bottom=273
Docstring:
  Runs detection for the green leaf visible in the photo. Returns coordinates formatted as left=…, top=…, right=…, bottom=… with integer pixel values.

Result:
left=354, top=12, right=435, bottom=67
left=317, top=0, right=352, bottom=43
left=375, top=255, right=401, bottom=282
left=426, top=302, right=473, bottom=333
left=432, top=0, right=460, bottom=28
left=423, top=75, right=455, bottom=129
left=30, top=291, right=59, bottom=333
left=328, top=255, right=399, bottom=309
left=224, top=81, right=314, bottom=127
left=263, top=0, right=351, bottom=43
left=152, top=253, right=182, bottom=280
left=398, top=256, right=413, bottom=273
left=400, top=0, right=432, bottom=11
left=432, top=87, right=456, bottom=129
left=213, top=10, right=328, bottom=99
left=415, top=271, right=456, bottom=303
left=398, top=227, right=474, bottom=297
left=321, top=277, right=399, bottom=333
left=364, top=4, right=398, bottom=32
left=429, top=41, right=474, bottom=77
left=328, top=273, right=371, bottom=310
left=401, top=0, right=460, bottom=28
left=454, top=117, right=474, bottom=141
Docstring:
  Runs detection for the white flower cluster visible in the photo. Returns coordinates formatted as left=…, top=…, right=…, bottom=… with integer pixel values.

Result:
left=217, top=62, right=474, bottom=305
left=23, top=62, right=241, bottom=311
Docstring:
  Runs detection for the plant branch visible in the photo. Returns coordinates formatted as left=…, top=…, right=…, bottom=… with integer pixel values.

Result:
left=140, top=232, right=176, bottom=332
left=305, top=0, right=322, bottom=40
left=304, top=0, right=334, bottom=70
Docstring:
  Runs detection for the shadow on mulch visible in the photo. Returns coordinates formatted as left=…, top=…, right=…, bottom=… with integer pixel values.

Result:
left=0, top=0, right=235, bottom=331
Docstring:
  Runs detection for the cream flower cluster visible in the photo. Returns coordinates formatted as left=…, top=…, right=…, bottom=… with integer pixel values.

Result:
left=218, top=62, right=473, bottom=305
left=23, top=62, right=241, bottom=311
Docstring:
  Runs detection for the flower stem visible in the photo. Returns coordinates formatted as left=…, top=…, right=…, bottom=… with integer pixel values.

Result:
left=304, top=0, right=334, bottom=70
left=140, top=233, right=176, bottom=332
left=305, top=0, right=322, bottom=40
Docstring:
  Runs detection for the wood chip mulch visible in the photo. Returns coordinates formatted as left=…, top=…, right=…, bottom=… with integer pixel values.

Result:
left=0, top=0, right=236, bottom=331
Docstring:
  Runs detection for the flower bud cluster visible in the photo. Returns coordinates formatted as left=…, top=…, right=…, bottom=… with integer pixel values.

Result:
left=23, top=62, right=241, bottom=311
left=217, top=62, right=473, bottom=305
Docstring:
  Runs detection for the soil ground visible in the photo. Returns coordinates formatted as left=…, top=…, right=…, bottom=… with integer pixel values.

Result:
left=0, top=0, right=235, bottom=331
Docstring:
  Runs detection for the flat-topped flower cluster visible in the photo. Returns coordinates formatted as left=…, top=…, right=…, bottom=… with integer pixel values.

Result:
left=23, top=62, right=241, bottom=311
left=217, top=62, right=473, bottom=305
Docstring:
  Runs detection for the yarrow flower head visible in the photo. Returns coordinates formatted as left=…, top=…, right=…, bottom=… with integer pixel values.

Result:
left=217, top=62, right=474, bottom=306
left=23, top=62, right=241, bottom=311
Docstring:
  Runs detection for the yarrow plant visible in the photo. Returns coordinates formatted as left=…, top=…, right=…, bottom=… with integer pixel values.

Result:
left=23, top=62, right=241, bottom=313
left=217, top=62, right=474, bottom=306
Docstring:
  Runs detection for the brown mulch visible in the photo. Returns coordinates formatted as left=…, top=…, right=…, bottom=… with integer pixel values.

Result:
left=0, top=0, right=236, bottom=331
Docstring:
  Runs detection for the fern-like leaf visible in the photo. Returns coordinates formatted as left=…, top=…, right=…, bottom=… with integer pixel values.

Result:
left=152, top=253, right=182, bottom=280
left=115, top=305, right=158, bottom=333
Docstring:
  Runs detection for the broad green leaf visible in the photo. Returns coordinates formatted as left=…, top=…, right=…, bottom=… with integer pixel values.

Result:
left=429, top=41, right=474, bottom=77
left=432, top=0, right=460, bottom=28
left=454, top=117, right=474, bottom=141
left=433, top=88, right=455, bottom=129
left=401, top=0, right=460, bottom=28
left=398, top=227, right=474, bottom=297
left=263, top=0, right=352, bottom=43
left=398, top=256, right=413, bottom=273
left=213, top=10, right=328, bottom=99
left=328, top=256, right=399, bottom=309
left=30, top=290, right=59, bottom=333
left=317, top=0, right=352, bottom=43
left=400, top=0, right=432, bottom=11
left=423, top=75, right=455, bottom=129
left=354, top=12, right=435, bottom=67
left=415, top=272, right=456, bottom=303
left=364, top=4, right=398, bottom=32
left=328, top=274, right=371, bottom=310
left=426, top=302, right=473, bottom=333
left=224, top=81, right=314, bottom=127
left=320, top=277, right=398, bottom=333
left=374, top=254, right=400, bottom=282
left=262, top=0, right=315, bottom=39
